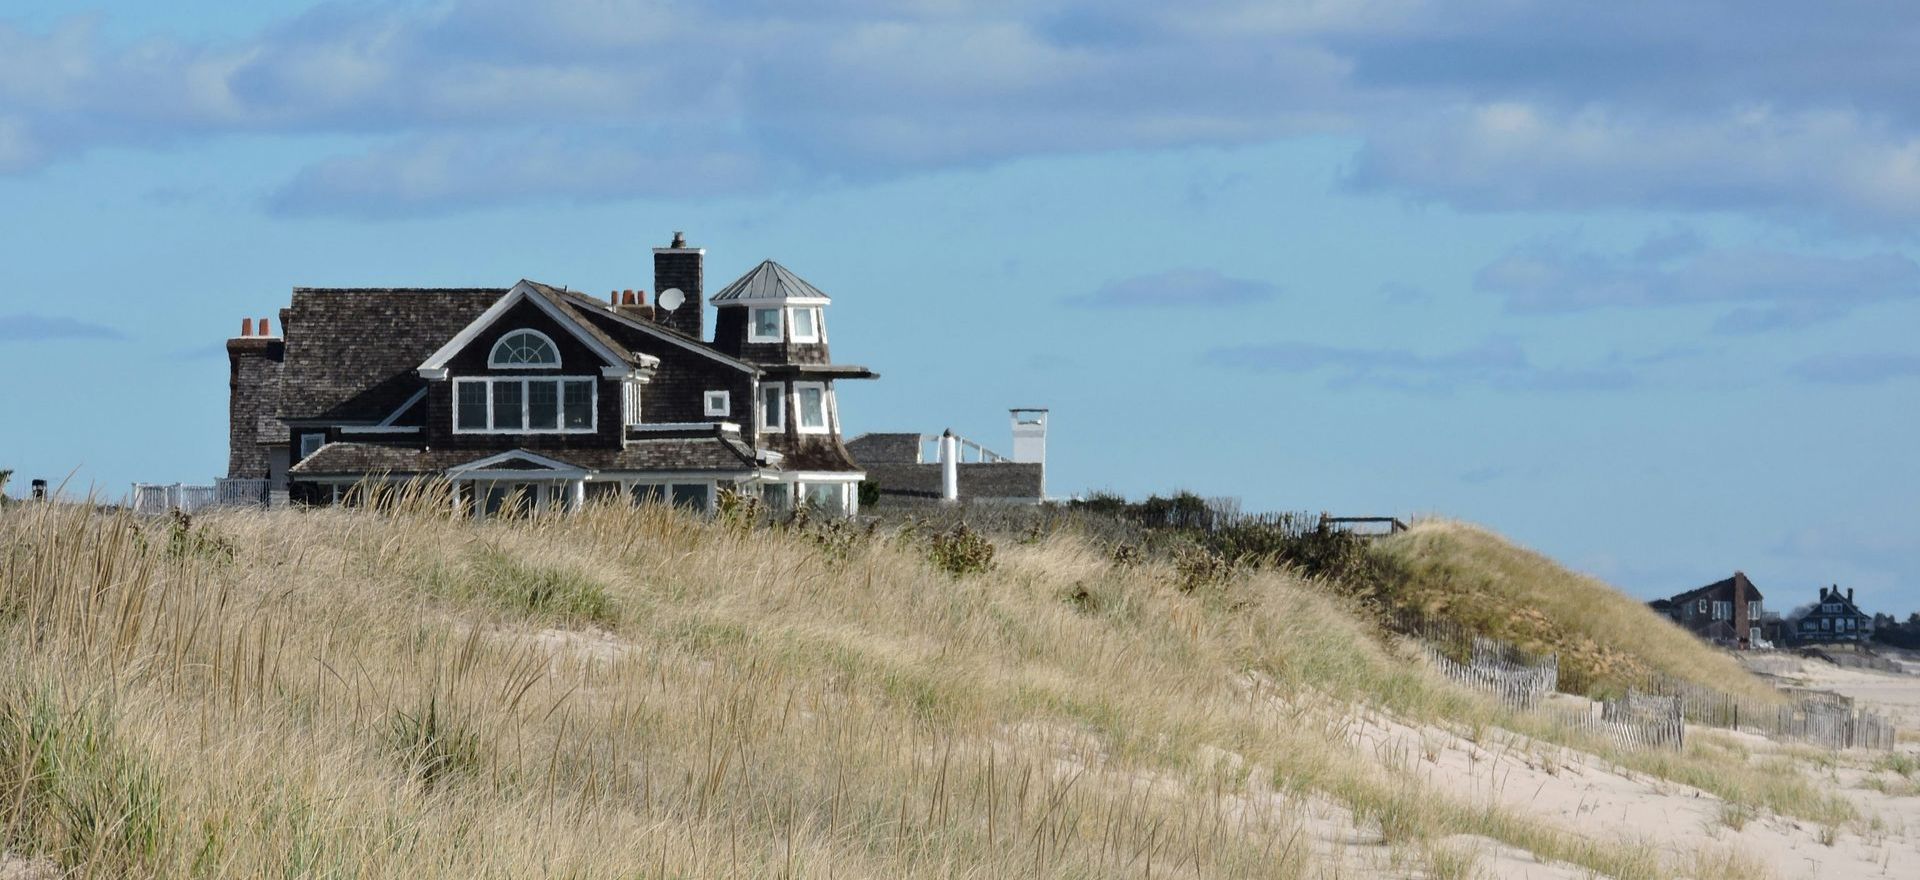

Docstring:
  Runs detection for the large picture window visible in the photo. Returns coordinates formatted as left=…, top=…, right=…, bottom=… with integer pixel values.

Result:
left=454, top=377, right=597, bottom=433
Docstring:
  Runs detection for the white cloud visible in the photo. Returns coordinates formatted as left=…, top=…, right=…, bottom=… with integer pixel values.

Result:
left=6, top=1, right=1920, bottom=223
left=1475, top=233, right=1920, bottom=330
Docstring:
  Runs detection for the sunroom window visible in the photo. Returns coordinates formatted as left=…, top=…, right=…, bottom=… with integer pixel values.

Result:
left=454, top=377, right=597, bottom=433
left=749, top=308, right=782, bottom=343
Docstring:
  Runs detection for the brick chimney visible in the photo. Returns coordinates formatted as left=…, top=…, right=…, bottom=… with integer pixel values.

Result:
left=1732, top=571, right=1751, bottom=649
left=652, top=230, right=704, bottom=340
left=227, top=315, right=284, bottom=482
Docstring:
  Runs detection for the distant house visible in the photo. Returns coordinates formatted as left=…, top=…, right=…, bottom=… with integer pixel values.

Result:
left=223, top=232, right=877, bottom=517
left=847, top=409, right=1048, bottom=504
left=1651, top=572, right=1766, bottom=650
left=1792, top=585, right=1873, bottom=644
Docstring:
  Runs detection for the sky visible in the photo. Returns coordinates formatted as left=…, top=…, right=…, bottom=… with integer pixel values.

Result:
left=1, top=1, right=1916, bottom=612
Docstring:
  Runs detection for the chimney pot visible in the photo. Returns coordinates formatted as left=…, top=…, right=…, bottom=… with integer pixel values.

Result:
left=258, top=317, right=270, bottom=337
left=609, top=290, right=618, bottom=305
left=622, top=289, right=635, bottom=305
left=671, top=230, right=686, bottom=248
left=1849, top=587, right=1855, bottom=603
left=241, top=317, right=253, bottom=337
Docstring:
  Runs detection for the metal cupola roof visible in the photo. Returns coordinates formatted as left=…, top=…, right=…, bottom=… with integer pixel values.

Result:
left=710, top=260, right=832, bottom=304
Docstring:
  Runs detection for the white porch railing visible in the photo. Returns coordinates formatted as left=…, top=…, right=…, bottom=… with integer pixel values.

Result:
left=130, top=479, right=270, bottom=514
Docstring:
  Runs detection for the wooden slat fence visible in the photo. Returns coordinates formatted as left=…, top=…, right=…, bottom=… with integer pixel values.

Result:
left=1624, top=670, right=1897, bottom=751
left=1395, top=610, right=1901, bottom=752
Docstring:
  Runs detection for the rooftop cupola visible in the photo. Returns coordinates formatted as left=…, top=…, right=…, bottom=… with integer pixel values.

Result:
left=710, top=259, right=834, bottom=364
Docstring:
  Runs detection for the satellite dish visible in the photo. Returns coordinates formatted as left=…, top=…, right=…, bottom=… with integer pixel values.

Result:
left=657, top=288, right=685, bottom=311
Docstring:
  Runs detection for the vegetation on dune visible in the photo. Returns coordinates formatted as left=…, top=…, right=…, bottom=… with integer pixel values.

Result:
left=0, top=496, right=1848, bottom=877
left=1374, top=521, right=1780, bottom=701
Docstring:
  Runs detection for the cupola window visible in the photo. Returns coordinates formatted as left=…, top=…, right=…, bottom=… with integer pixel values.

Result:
left=789, top=307, right=819, bottom=342
left=749, top=308, right=783, bottom=343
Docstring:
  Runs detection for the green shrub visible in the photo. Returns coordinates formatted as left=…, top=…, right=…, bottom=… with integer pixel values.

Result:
left=1172, top=545, right=1231, bottom=593
left=926, top=523, right=993, bottom=577
left=165, top=511, right=235, bottom=564
left=438, top=550, right=617, bottom=625
left=0, top=688, right=169, bottom=872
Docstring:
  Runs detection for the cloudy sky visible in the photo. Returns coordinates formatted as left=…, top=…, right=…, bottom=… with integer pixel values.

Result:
left=2, top=0, right=1916, bottom=610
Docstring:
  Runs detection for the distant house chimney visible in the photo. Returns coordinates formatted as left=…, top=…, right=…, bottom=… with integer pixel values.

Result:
left=1732, top=572, right=1751, bottom=649
left=1010, top=408, right=1048, bottom=499
left=653, top=230, right=704, bottom=340
left=1848, top=587, right=1855, bottom=604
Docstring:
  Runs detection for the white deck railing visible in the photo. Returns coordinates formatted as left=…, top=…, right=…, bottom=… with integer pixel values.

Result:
left=130, top=479, right=269, bottom=514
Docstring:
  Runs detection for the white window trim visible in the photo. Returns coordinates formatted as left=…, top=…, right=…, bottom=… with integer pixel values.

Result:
left=704, top=390, right=731, bottom=418
left=623, top=378, right=644, bottom=427
left=748, top=307, right=783, bottom=344
left=788, top=306, right=820, bottom=343
left=298, top=433, right=325, bottom=461
left=487, top=328, right=563, bottom=370
left=792, top=381, right=831, bottom=435
left=452, top=376, right=599, bottom=435
left=758, top=381, right=786, bottom=432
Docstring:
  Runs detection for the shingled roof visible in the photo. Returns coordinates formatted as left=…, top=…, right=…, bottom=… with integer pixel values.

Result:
left=290, top=436, right=762, bottom=477
left=710, top=260, right=831, bottom=303
left=281, top=288, right=501, bottom=422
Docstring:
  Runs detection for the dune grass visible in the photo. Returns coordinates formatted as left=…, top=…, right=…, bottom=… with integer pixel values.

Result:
left=1377, top=520, right=1780, bottom=701
left=0, top=500, right=1816, bottom=878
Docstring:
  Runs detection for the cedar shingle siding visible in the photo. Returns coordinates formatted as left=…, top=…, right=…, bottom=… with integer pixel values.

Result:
left=230, top=235, right=876, bottom=513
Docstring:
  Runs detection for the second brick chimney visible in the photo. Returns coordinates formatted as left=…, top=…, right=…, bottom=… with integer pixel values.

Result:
left=653, top=231, right=704, bottom=340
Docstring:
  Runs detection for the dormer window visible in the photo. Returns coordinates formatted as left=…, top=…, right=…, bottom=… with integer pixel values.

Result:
left=789, top=307, right=819, bottom=343
left=749, top=308, right=782, bottom=343
left=489, top=329, right=560, bottom=368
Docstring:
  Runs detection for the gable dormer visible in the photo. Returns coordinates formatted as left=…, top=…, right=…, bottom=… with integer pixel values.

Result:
left=710, top=260, right=834, bottom=365
left=417, top=281, right=658, bottom=440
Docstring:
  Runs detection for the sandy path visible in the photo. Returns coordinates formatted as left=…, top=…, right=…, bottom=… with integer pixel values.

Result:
left=1347, top=709, right=1920, bottom=879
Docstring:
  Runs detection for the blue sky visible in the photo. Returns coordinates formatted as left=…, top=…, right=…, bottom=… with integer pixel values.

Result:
left=2, top=1, right=1917, bottom=613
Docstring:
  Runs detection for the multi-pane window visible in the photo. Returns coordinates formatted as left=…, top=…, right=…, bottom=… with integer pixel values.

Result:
left=794, top=382, right=829, bottom=433
left=491, top=382, right=523, bottom=430
left=1711, top=600, right=1731, bottom=621
left=528, top=381, right=559, bottom=429
left=457, top=383, right=489, bottom=429
left=488, top=329, right=560, bottom=368
left=563, top=381, right=592, bottom=429
left=630, top=482, right=714, bottom=512
left=750, top=308, right=783, bottom=343
left=454, top=377, right=596, bottom=433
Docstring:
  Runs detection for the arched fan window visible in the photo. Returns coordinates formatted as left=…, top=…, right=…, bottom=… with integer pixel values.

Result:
left=489, top=329, right=560, bottom=369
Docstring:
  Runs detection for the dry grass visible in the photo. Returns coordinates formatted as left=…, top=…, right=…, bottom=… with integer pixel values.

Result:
left=1378, top=520, right=1780, bottom=701
left=0, top=501, right=1817, bottom=877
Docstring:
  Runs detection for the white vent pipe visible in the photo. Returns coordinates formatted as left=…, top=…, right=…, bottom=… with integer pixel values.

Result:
left=940, top=430, right=959, bottom=502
